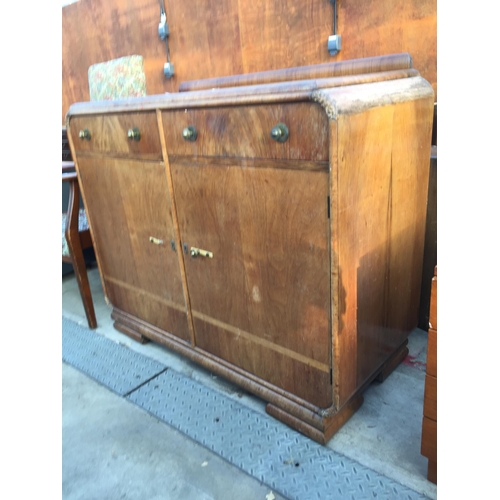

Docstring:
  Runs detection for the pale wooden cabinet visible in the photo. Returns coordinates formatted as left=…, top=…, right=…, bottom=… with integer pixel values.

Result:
left=67, top=65, right=434, bottom=444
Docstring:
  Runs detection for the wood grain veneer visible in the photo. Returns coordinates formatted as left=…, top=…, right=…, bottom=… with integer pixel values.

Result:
left=62, top=1, right=436, bottom=123
left=67, top=68, right=434, bottom=443
left=179, top=53, right=413, bottom=91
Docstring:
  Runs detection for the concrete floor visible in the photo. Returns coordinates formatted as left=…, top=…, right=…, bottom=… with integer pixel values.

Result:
left=63, top=363, right=286, bottom=500
left=62, top=265, right=437, bottom=500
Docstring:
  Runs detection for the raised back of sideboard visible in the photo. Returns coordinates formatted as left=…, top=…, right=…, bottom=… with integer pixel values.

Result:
left=62, top=0, right=436, bottom=124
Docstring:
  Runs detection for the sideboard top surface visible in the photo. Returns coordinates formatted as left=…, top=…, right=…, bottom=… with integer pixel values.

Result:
left=66, top=75, right=434, bottom=124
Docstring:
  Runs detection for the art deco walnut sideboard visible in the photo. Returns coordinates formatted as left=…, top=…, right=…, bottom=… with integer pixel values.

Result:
left=66, top=59, right=434, bottom=444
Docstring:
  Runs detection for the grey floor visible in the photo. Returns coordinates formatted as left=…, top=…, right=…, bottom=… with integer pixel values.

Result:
left=62, top=265, right=438, bottom=500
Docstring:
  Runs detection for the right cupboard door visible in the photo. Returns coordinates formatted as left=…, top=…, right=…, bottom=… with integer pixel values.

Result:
left=171, top=161, right=333, bottom=408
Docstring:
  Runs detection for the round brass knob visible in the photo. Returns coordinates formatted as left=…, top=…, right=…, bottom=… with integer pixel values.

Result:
left=182, top=125, right=197, bottom=142
left=79, top=129, right=91, bottom=140
left=270, top=123, right=289, bottom=143
left=127, top=127, right=141, bottom=141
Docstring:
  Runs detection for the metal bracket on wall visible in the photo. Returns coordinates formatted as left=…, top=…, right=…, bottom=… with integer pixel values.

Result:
left=158, top=0, right=174, bottom=78
left=328, top=0, right=342, bottom=56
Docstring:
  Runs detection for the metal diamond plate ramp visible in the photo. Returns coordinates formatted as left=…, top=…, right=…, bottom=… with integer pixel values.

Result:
left=62, top=316, right=431, bottom=500
left=127, top=370, right=431, bottom=500
left=62, top=316, right=166, bottom=396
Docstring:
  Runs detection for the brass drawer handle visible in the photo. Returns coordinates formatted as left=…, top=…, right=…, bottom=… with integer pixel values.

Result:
left=128, top=127, right=141, bottom=141
left=79, top=129, right=91, bottom=141
left=182, top=126, right=197, bottom=142
left=149, top=236, right=163, bottom=245
left=190, top=247, right=213, bottom=258
left=270, top=123, right=289, bottom=143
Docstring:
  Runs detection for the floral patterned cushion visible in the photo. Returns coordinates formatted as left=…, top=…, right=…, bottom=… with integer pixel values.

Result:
left=88, top=55, right=147, bottom=101
left=62, top=209, right=89, bottom=257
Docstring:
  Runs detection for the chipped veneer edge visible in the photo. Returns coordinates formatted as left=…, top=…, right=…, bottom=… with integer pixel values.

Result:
left=311, top=76, right=434, bottom=120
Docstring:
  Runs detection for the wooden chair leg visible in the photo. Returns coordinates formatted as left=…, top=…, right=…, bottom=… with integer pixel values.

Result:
left=69, top=241, right=97, bottom=329
left=64, top=173, right=97, bottom=330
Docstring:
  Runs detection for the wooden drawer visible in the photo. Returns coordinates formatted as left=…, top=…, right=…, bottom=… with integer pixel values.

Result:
left=161, top=102, right=329, bottom=162
left=427, top=328, right=436, bottom=377
left=70, top=112, right=162, bottom=159
left=421, top=416, right=437, bottom=460
left=423, top=374, right=437, bottom=421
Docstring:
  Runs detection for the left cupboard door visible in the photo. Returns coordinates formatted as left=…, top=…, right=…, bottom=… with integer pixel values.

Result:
left=76, top=157, right=191, bottom=342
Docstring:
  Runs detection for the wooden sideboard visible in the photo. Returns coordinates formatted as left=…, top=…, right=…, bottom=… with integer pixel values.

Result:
left=66, top=64, right=434, bottom=443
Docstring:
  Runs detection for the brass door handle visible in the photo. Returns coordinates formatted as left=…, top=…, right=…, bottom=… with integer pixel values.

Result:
left=190, top=247, right=213, bottom=258
left=149, top=236, right=163, bottom=245
left=128, top=127, right=141, bottom=141
left=79, top=129, right=91, bottom=140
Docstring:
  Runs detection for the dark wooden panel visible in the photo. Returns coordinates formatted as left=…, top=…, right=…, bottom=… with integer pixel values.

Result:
left=162, top=103, right=329, bottom=161
left=335, top=98, right=434, bottom=406
left=171, top=162, right=331, bottom=366
left=70, top=113, right=162, bottom=158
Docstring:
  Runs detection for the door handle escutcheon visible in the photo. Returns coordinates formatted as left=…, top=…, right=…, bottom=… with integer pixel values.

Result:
left=190, top=247, right=213, bottom=258
left=149, top=236, right=164, bottom=245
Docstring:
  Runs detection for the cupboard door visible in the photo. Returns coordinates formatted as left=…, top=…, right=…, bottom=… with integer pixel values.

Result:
left=171, top=161, right=332, bottom=407
left=77, top=157, right=191, bottom=342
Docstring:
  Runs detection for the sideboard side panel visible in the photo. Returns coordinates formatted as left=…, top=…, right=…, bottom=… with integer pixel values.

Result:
left=336, top=97, right=433, bottom=406
left=329, top=119, right=341, bottom=411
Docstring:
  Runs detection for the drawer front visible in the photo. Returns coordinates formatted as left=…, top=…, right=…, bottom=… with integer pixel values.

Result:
left=423, top=373, right=437, bottom=421
left=70, top=112, right=162, bottom=159
left=427, top=328, right=437, bottom=378
left=161, top=102, right=329, bottom=162
left=421, top=416, right=437, bottom=460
